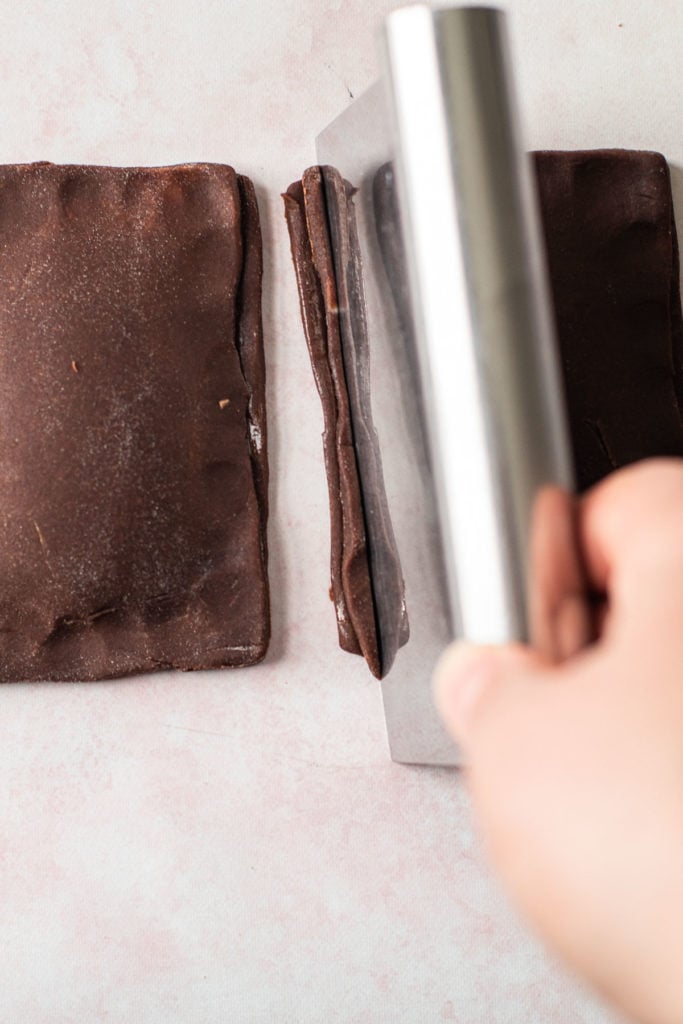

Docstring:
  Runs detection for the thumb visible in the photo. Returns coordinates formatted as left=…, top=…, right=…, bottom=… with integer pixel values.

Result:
left=433, top=641, right=547, bottom=748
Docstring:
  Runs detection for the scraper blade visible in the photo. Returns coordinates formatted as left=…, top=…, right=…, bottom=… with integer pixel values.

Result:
left=316, top=5, right=581, bottom=765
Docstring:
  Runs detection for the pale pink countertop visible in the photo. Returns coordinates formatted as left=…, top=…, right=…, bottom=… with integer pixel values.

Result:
left=0, top=1, right=677, bottom=1020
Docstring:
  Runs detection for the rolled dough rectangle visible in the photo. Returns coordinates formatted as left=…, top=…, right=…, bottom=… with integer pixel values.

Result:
left=534, top=149, right=683, bottom=491
left=0, top=162, right=269, bottom=681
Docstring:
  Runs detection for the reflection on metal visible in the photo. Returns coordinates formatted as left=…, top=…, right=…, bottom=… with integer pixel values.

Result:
left=320, top=167, right=409, bottom=678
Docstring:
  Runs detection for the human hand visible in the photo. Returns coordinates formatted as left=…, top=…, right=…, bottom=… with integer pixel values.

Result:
left=434, top=459, right=683, bottom=1024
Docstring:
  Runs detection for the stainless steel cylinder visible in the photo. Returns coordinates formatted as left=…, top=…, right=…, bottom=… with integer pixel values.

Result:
left=382, top=4, right=578, bottom=649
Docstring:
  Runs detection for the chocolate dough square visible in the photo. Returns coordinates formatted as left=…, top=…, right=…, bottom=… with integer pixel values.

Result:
left=0, top=162, right=268, bottom=682
left=534, top=149, right=683, bottom=491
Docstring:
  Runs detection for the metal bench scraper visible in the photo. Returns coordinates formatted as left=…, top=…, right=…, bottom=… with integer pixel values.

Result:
left=316, top=4, right=585, bottom=766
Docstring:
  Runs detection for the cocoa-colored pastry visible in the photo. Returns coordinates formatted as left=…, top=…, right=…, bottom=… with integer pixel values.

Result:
left=0, top=161, right=268, bottom=682
left=283, top=170, right=379, bottom=676
left=534, top=149, right=683, bottom=491
left=283, top=168, right=407, bottom=679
